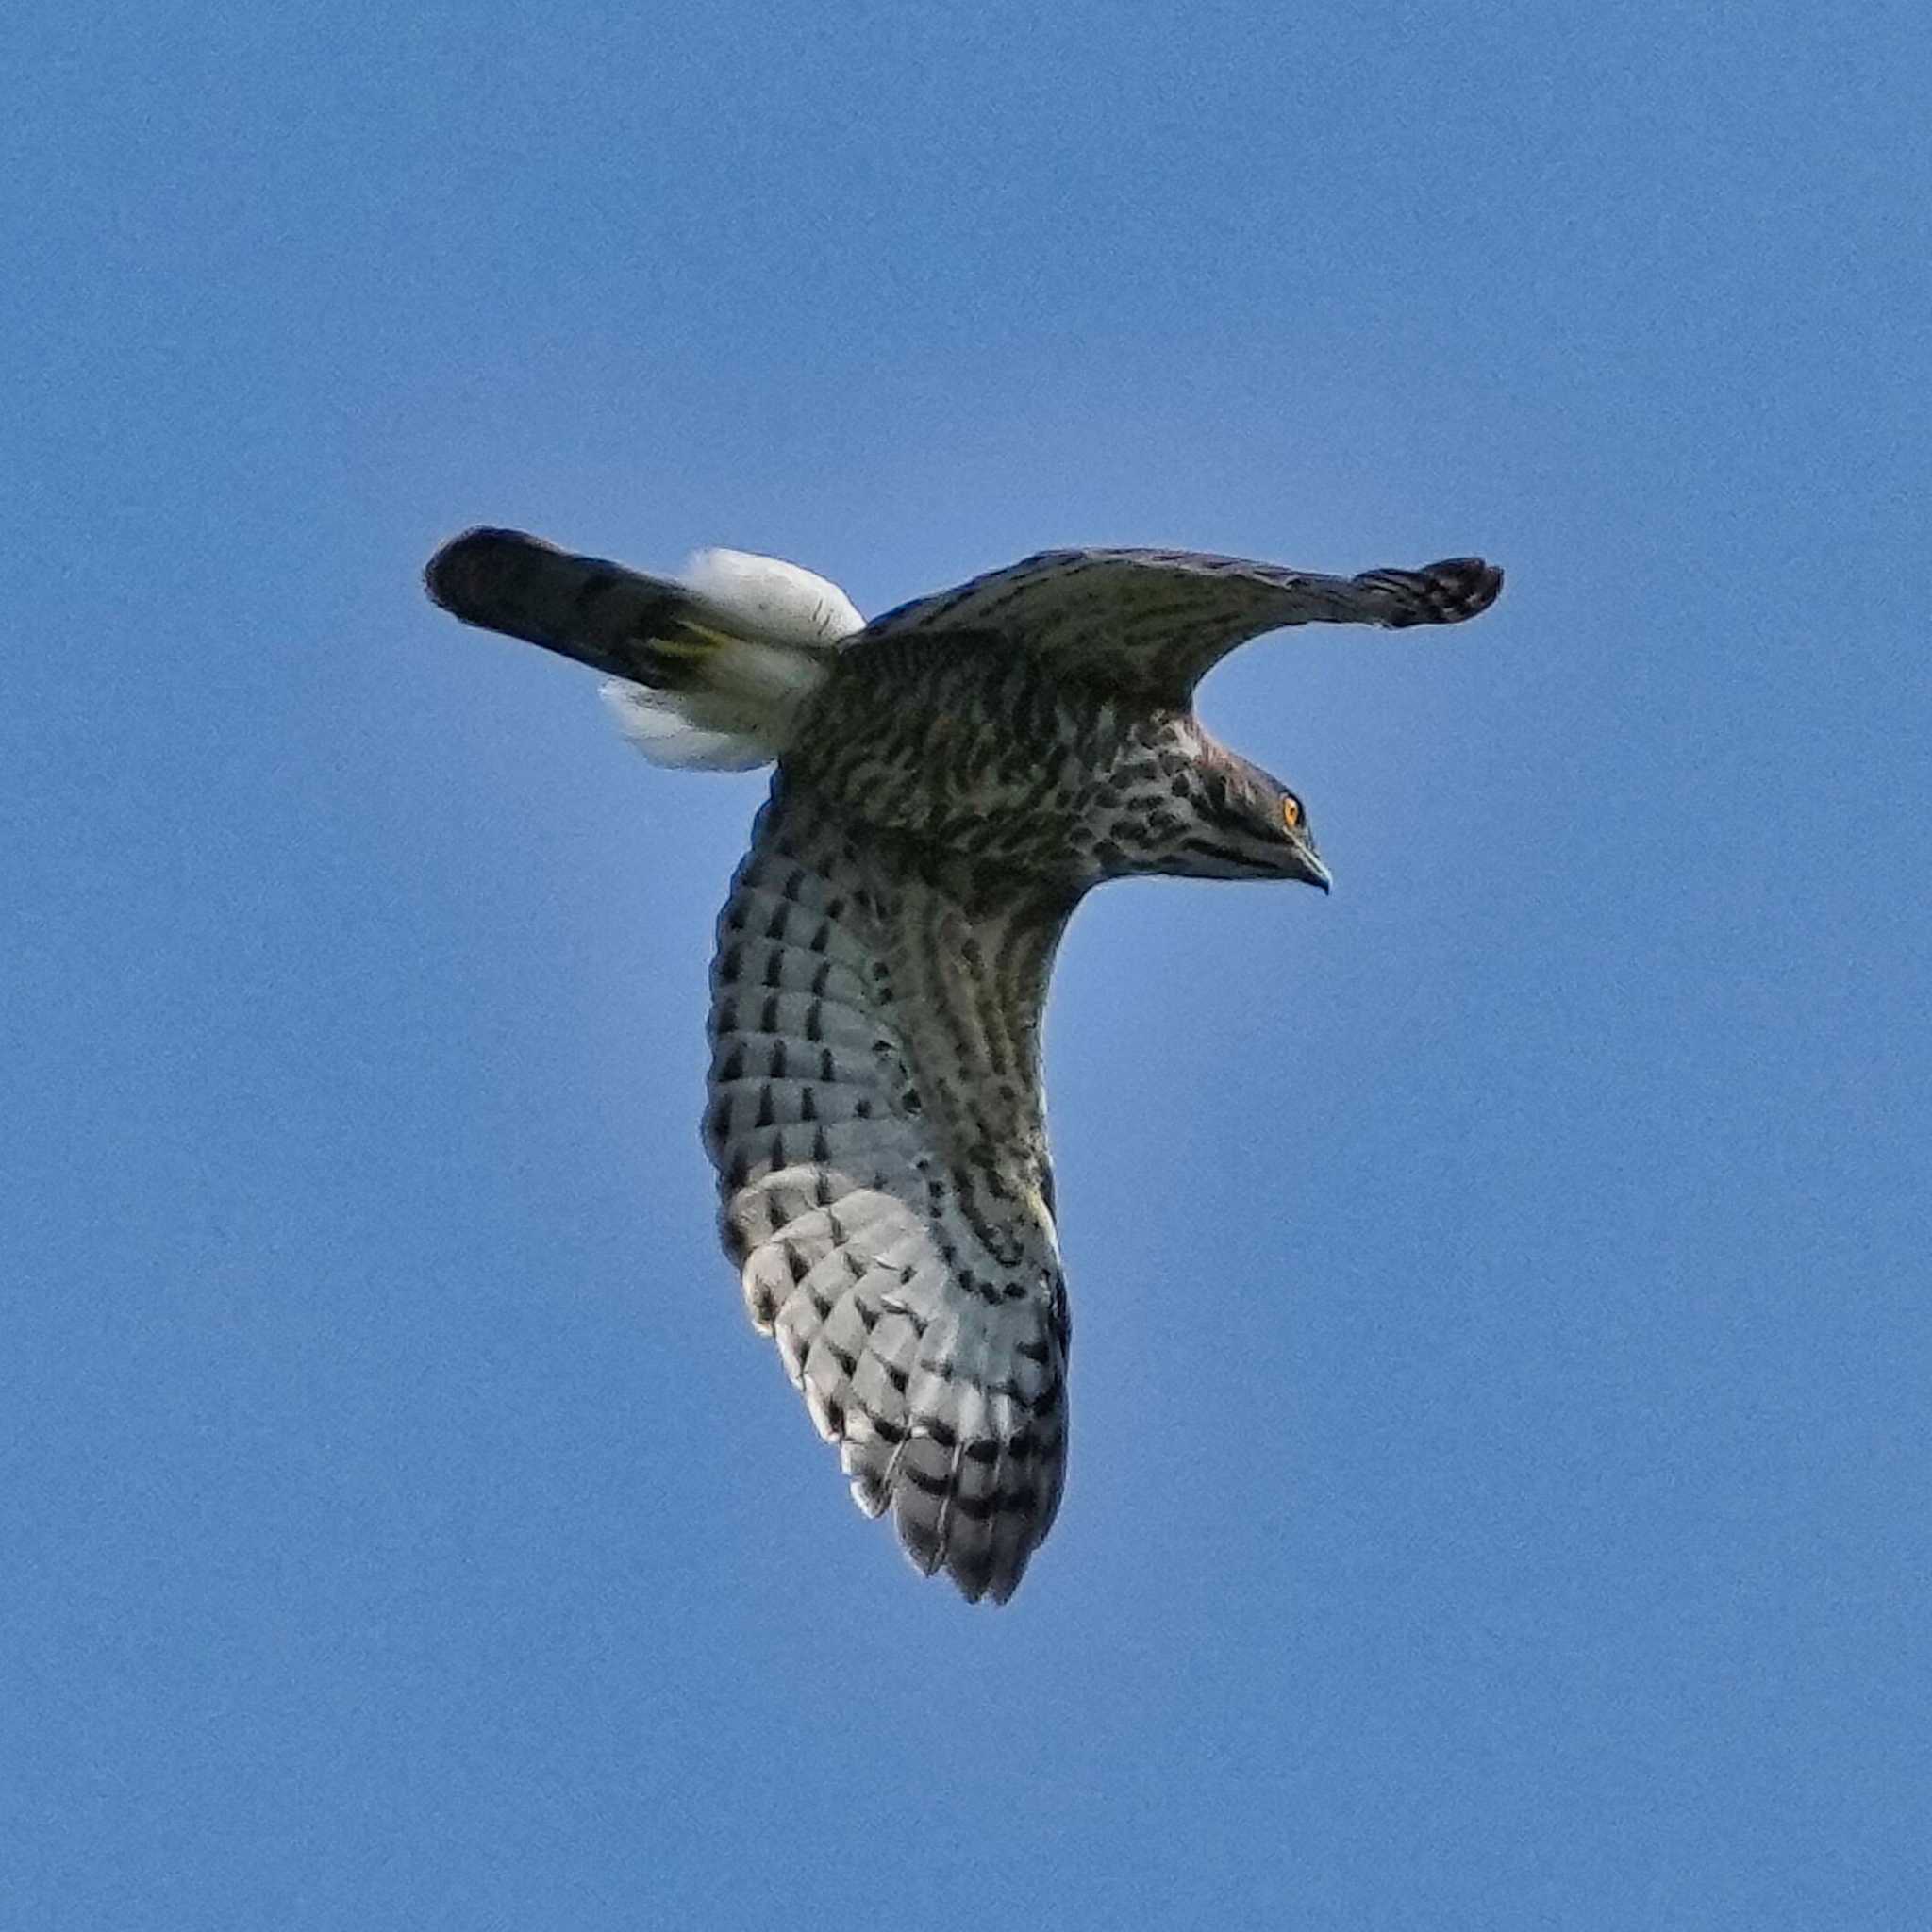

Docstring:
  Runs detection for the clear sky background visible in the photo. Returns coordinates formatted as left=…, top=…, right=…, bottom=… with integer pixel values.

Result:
left=5, top=4, right=1928, bottom=1926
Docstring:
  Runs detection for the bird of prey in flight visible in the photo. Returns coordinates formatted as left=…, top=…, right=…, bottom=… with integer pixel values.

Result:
left=425, top=528, right=1502, bottom=1602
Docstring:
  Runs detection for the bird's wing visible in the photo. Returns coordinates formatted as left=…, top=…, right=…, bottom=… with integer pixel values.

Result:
left=707, top=782, right=1074, bottom=1604
left=862, top=547, right=1502, bottom=703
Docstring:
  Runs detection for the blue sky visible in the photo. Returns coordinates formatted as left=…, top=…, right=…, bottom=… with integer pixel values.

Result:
left=5, top=3, right=1928, bottom=1925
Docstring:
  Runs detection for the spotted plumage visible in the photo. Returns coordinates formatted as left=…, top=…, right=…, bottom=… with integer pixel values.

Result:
left=426, top=527, right=1503, bottom=1600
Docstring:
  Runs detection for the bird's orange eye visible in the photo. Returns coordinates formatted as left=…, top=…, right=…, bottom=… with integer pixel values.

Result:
left=1281, top=796, right=1303, bottom=831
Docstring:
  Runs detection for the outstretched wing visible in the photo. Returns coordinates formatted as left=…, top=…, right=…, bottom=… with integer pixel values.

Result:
left=863, top=547, right=1502, bottom=703
left=706, top=782, right=1074, bottom=1604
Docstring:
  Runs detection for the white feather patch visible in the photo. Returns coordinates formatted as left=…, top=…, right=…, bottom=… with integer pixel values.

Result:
left=683, top=547, right=864, bottom=649
left=599, top=683, right=777, bottom=771
left=601, top=547, right=864, bottom=771
left=673, top=633, right=833, bottom=710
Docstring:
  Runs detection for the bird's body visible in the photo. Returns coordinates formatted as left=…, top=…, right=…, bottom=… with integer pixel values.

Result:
left=426, top=526, right=1502, bottom=1600
left=791, top=627, right=1216, bottom=879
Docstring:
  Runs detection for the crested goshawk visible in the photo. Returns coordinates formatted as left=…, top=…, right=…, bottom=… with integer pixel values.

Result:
left=425, top=530, right=1503, bottom=1602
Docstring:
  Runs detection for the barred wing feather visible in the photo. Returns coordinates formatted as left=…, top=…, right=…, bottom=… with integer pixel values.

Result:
left=864, top=546, right=1502, bottom=703
left=706, top=785, right=1073, bottom=1603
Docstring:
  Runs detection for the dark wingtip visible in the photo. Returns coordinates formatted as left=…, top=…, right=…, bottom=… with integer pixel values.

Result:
left=1422, top=556, right=1504, bottom=622
left=1357, top=555, right=1505, bottom=627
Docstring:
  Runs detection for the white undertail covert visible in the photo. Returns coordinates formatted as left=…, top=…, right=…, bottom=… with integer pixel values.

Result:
left=600, top=548, right=864, bottom=771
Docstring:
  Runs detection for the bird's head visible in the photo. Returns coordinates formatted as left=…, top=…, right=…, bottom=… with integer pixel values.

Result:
left=1124, top=735, right=1330, bottom=891
left=1086, top=723, right=1329, bottom=889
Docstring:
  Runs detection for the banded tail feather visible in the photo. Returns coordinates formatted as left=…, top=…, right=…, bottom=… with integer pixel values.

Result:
left=425, top=527, right=865, bottom=770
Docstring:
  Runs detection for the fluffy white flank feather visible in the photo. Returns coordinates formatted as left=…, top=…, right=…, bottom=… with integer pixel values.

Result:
left=601, top=547, right=865, bottom=771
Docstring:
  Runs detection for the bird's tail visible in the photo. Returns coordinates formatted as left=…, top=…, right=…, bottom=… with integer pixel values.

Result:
left=425, top=527, right=865, bottom=770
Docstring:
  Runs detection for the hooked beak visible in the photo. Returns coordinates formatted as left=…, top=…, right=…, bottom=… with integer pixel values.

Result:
left=1296, top=847, right=1332, bottom=894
